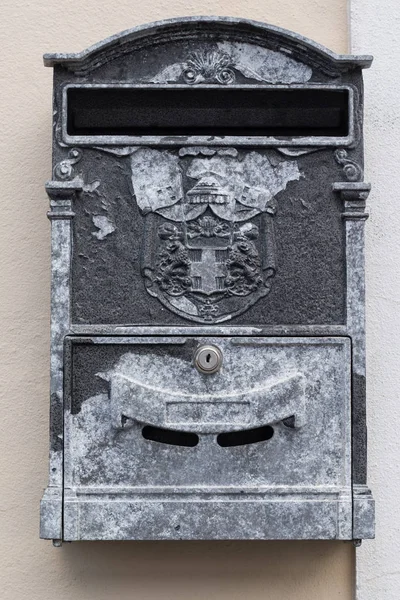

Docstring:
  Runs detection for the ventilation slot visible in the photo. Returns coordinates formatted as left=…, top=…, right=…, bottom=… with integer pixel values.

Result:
left=217, top=425, right=274, bottom=447
left=142, top=425, right=199, bottom=447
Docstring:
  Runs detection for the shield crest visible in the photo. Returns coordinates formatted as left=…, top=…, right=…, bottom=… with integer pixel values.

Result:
left=131, top=148, right=300, bottom=323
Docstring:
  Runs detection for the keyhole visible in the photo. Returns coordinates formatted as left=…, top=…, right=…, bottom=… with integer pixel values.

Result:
left=194, top=345, right=223, bottom=374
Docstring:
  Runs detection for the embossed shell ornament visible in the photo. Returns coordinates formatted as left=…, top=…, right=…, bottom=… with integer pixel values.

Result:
left=183, top=51, right=236, bottom=84
left=150, top=44, right=312, bottom=85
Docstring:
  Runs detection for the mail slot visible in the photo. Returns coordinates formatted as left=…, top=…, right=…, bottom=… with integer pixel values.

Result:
left=66, top=87, right=350, bottom=137
left=40, top=17, right=375, bottom=543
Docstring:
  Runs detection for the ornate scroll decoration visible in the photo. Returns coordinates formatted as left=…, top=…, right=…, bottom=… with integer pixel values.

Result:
left=100, top=359, right=306, bottom=434
left=179, top=147, right=238, bottom=158
left=225, top=224, right=263, bottom=297
left=183, top=51, right=235, bottom=84
left=130, top=148, right=301, bottom=323
left=54, top=149, right=104, bottom=240
left=53, top=148, right=83, bottom=180
left=187, top=216, right=231, bottom=240
left=54, top=148, right=100, bottom=193
left=154, top=223, right=192, bottom=296
left=334, top=149, right=363, bottom=182
left=151, top=41, right=312, bottom=85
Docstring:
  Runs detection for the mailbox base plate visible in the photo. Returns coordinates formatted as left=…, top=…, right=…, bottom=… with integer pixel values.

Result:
left=63, top=492, right=353, bottom=540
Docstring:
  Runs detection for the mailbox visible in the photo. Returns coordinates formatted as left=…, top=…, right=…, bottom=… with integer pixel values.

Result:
left=40, top=17, right=375, bottom=542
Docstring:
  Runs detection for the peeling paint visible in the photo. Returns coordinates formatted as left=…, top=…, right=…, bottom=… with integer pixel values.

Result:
left=92, top=215, right=115, bottom=240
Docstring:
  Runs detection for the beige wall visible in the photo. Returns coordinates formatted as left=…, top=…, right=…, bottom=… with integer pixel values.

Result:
left=0, top=1, right=351, bottom=599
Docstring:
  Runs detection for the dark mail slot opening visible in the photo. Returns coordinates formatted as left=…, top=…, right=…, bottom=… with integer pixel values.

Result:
left=66, top=87, right=350, bottom=137
left=142, top=425, right=199, bottom=447
left=217, top=425, right=274, bottom=447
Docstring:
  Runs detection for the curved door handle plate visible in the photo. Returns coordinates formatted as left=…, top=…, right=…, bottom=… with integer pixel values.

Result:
left=106, top=372, right=306, bottom=433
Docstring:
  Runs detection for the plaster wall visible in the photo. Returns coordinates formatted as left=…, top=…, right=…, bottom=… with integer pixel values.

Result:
left=0, top=1, right=353, bottom=599
left=350, top=1, right=400, bottom=598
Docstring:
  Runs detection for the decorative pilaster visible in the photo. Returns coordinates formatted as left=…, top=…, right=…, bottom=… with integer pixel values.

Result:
left=333, top=182, right=370, bottom=364
left=333, top=182, right=370, bottom=350
left=40, top=179, right=82, bottom=541
left=333, top=182, right=374, bottom=540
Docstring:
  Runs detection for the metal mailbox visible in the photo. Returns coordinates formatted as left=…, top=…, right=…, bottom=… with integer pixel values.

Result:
left=40, top=17, right=375, bottom=542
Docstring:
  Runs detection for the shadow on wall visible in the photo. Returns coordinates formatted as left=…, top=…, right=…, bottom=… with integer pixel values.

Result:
left=60, top=540, right=354, bottom=599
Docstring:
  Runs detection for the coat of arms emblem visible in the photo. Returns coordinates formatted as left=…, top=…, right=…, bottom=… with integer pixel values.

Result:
left=131, top=148, right=300, bottom=323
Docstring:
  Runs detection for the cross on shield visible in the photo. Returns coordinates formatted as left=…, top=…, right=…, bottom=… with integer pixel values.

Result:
left=189, top=248, right=228, bottom=295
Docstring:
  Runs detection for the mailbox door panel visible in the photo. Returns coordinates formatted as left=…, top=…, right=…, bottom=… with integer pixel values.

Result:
left=63, top=336, right=352, bottom=540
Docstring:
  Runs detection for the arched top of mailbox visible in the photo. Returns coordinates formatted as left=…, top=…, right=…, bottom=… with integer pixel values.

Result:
left=43, top=16, right=372, bottom=77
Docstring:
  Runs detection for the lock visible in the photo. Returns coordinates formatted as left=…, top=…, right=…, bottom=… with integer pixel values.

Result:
left=194, top=345, right=223, bottom=374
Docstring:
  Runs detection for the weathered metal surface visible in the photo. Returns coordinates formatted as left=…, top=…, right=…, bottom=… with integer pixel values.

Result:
left=68, top=145, right=347, bottom=326
left=128, top=147, right=299, bottom=322
left=63, top=337, right=351, bottom=540
left=43, top=16, right=373, bottom=73
left=151, top=42, right=313, bottom=84
left=40, top=16, right=374, bottom=542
